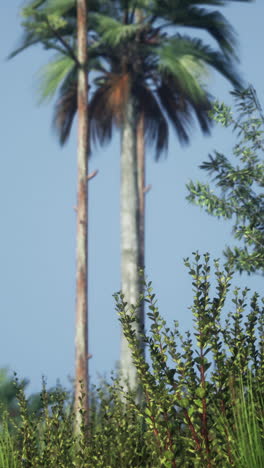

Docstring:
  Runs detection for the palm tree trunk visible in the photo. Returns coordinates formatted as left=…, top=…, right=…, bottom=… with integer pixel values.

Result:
left=74, top=0, right=89, bottom=430
left=137, top=113, right=145, bottom=338
left=120, top=91, right=142, bottom=393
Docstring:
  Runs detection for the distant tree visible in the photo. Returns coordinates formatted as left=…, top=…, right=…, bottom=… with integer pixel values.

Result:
left=187, top=86, right=264, bottom=275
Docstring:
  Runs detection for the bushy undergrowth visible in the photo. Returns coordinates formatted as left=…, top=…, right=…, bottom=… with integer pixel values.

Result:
left=0, top=254, right=263, bottom=467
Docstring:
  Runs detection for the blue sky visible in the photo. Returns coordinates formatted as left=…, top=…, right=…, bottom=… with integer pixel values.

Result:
left=0, top=1, right=263, bottom=394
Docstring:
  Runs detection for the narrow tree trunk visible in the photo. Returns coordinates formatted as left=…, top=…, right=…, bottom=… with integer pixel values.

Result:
left=137, top=113, right=145, bottom=337
left=74, top=0, right=89, bottom=430
left=120, top=91, right=142, bottom=393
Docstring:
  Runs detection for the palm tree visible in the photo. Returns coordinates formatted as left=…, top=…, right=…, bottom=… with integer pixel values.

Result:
left=9, top=0, right=90, bottom=427
left=51, top=0, right=252, bottom=393
left=11, top=0, right=252, bottom=396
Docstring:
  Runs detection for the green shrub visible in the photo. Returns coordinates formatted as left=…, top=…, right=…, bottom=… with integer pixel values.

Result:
left=1, top=253, right=263, bottom=467
left=116, top=252, right=264, bottom=467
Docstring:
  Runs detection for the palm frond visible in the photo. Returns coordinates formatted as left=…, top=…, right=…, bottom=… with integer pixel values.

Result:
left=157, top=35, right=242, bottom=91
left=8, top=31, right=42, bottom=59
left=157, top=73, right=213, bottom=146
left=151, top=1, right=244, bottom=59
left=89, top=73, right=130, bottom=146
left=36, top=53, right=75, bottom=104
left=52, top=69, right=77, bottom=145
left=50, top=51, right=105, bottom=145
left=92, top=13, right=142, bottom=46
left=89, top=88, right=114, bottom=147
left=186, top=90, right=213, bottom=134
left=183, top=7, right=237, bottom=57
left=135, top=85, right=169, bottom=158
left=192, top=100, right=212, bottom=134
left=20, top=0, right=75, bottom=17
left=156, top=80, right=193, bottom=146
left=8, top=0, right=76, bottom=60
left=157, top=38, right=210, bottom=105
left=22, top=0, right=46, bottom=9
left=36, top=0, right=76, bottom=15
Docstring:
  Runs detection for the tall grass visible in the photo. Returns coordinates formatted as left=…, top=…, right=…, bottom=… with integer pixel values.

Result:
left=228, top=374, right=264, bottom=468
left=0, top=413, right=18, bottom=468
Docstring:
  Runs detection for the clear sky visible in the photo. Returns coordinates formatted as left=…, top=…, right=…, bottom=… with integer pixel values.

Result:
left=0, top=1, right=263, bottom=395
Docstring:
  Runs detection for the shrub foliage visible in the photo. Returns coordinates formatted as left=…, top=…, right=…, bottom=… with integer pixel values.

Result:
left=187, top=87, right=264, bottom=275
left=1, top=254, right=263, bottom=467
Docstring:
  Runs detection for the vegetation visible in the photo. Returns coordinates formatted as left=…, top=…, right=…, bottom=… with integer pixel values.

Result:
left=4, top=2, right=263, bottom=465
left=0, top=370, right=71, bottom=425
left=0, top=254, right=263, bottom=467
left=187, top=87, right=264, bottom=275
left=10, top=0, right=252, bottom=395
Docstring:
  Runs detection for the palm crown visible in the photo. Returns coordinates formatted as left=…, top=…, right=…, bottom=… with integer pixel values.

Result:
left=48, top=0, right=244, bottom=157
left=10, top=0, right=250, bottom=145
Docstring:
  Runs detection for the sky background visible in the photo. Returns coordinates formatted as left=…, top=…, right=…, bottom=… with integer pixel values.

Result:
left=0, top=1, right=263, bottom=395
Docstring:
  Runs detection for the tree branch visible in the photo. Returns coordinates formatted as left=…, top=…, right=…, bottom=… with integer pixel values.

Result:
left=143, top=184, right=152, bottom=194
left=87, top=169, right=99, bottom=180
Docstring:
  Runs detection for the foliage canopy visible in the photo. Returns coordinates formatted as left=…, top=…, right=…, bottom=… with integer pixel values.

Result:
left=9, top=0, right=249, bottom=158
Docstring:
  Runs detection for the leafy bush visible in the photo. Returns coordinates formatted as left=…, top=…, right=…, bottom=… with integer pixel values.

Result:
left=116, top=252, right=263, bottom=466
left=0, top=254, right=263, bottom=467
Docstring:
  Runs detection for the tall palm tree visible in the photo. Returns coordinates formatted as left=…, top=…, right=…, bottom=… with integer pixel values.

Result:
left=50, top=0, right=253, bottom=393
left=11, top=0, right=253, bottom=396
left=9, top=0, right=91, bottom=427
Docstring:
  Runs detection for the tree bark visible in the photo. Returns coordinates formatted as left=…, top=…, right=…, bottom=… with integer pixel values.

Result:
left=119, top=91, right=142, bottom=394
left=137, top=113, right=145, bottom=339
left=74, top=0, right=89, bottom=430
